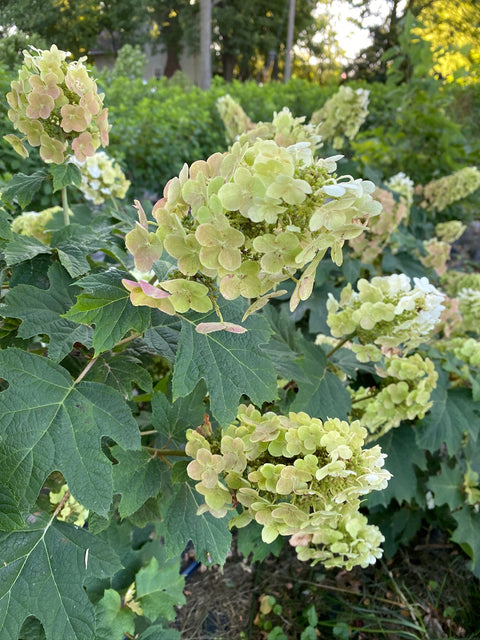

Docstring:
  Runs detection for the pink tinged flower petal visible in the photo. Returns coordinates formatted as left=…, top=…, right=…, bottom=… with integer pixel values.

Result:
left=80, top=90, right=101, bottom=116
left=17, top=119, right=44, bottom=146
left=60, top=104, right=91, bottom=133
left=72, top=131, right=96, bottom=162
left=195, top=322, right=248, bottom=334
left=26, top=91, right=55, bottom=119
left=137, top=280, right=171, bottom=298
left=122, top=279, right=176, bottom=314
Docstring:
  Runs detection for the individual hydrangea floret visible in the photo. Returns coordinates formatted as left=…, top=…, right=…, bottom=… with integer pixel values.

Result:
left=350, top=353, right=438, bottom=438
left=70, top=151, right=130, bottom=204
left=310, top=86, right=369, bottom=149
left=186, top=405, right=391, bottom=570
left=421, top=167, right=480, bottom=212
left=327, top=274, right=445, bottom=353
left=124, top=118, right=381, bottom=321
left=5, top=44, right=109, bottom=164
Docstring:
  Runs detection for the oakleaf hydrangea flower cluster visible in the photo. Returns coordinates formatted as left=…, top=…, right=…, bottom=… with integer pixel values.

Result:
left=457, top=288, right=480, bottom=335
left=327, top=274, right=445, bottom=358
left=385, top=172, right=415, bottom=209
left=420, top=222, right=465, bottom=277
left=350, top=353, right=438, bottom=438
left=310, top=86, right=369, bottom=149
left=440, top=270, right=480, bottom=298
left=216, top=94, right=254, bottom=143
left=186, top=405, right=391, bottom=569
left=11, top=206, right=62, bottom=243
left=421, top=166, right=480, bottom=212
left=123, top=110, right=381, bottom=321
left=70, top=151, right=131, bottom=204
left=5, top=44, right=109, bottom=164
left=349, top=187, right=408, bottom=264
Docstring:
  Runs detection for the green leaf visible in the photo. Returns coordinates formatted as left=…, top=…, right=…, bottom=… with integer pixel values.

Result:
left=159, top=480, right=232, bottom=565
left=0, top=516, right=122, bottom=640
left=86, top=352, right=153, bottom=397
left=3, top=262, right=93, bottom=362
left=112, top=446, right=165, bottom=518
left=138, top=625, right=181, bottom=640
left=416, top=382, right=480, bottom=455
left=2, top=233, right=51, bottom=266
left=172, top=299, right=276, bottom=426
left=0, top=348, right=140, bottom=515
left=1, top=170, right=47, bottom=208
left=427, top=462, right=464, bottom=510
left=0, top=484, right=24, bottom=531
left=64, top=268, right=151, bottom=355
left=366, top=424, right=427, bottom=508
left=18, top=616, right=46, bottom=640
left=143, top=310, right=180, bottom=363
left=151, top=383, right=207, bottom=448
left=451, top=506, right=480, bottom=577
left=290, top=340, right=351, bottom=421
left=50, top=224, right=109, bottom=278
left=136, top=557, right=186, bottom=622
left=261, top=306, right=308, bottom=382
left=49, top=163, right=82, bottom=192
left=94, top=589, right=135, bottom=640
left=236, top=521, right=284, bottom=563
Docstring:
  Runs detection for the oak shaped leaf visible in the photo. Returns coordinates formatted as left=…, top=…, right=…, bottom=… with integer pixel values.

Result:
left=0, top=348, right=140, bottom=516
left=0, top=514, right=122, bottom=640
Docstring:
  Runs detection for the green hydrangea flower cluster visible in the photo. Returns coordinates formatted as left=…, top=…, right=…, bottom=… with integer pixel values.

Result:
left=11, top=206, right=61, bottom=243
left=421, top=166, right=480, bottom=212
left=457, top=288, right=480, bottom=335
left=49, top=484, right=89, bottom=527
left=186, top=405, right=390, bottom=569
left=70, top=151, right=131, bottom=205
left=349, top=187, right=408, bottom=264
left=385, top=172, right=414, bottom=209
left=5, top=44, right=109, bottom=164
left=442, top=337, right=480, bottom=368
left=435, top=220, right=466, bottom=244
left=216, top=94, right=254, bottom=143
left=440, top=270, right=480, bottom=297
left=327, top=274, right=445, bottom=356
left=123, top=113, right=381, bottom=322
left=310, top=86, right=369, bottom=149
left=350, top=353, right=438, bottom=438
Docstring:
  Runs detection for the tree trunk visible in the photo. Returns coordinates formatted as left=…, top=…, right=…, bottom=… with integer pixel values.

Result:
left=199, top=0, right=212, bottom=89
left=284, top=0, right=295, bottom=82
left=164, top=43, right=181, bottom=77
left=222, top=52, right=236, bottom=82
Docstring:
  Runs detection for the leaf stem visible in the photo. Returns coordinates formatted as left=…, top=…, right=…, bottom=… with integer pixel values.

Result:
left=74, top=356, right=99, bottom=385
left=61, top=186, right=70, bottom=226
left=143, top=446, right=186, bottom=457
left=115, top=332, right=142, bottom=347
left=325, top=333, right=356, bottom=359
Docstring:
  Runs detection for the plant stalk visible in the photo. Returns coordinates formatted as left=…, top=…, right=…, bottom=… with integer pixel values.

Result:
left=61, top=186, right=70, bottom=226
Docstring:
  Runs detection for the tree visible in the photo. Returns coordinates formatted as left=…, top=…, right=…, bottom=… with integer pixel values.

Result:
left=199, top=0, right=212, bottom=89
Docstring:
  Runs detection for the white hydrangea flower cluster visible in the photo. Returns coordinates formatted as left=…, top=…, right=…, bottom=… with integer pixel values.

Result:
left=70, top=151, right=131, bottom=204
left=421, top=166, right=480, bottom=212
left=123, top=109, right=381, bottom=323
left=310, top=86, right=370, bottom=149
left=186, top=404, right=391, bottom=570
left=385, top=172, right=415, bottom=209
left=327, top=274, right=445, bottom=356
left=420, top=221, right=466, bottom=277
left=350, top=353, right=438, bottom=438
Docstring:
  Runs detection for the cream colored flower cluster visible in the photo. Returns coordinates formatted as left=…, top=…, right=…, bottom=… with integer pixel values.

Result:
left=216, top=94, right=254, bottom=143
left=385, top=172, right=414, bottom=209
left=420, top=221, right=466, bottom=277
left=327, top=274, right=445, bottom=357
left=5, top=45, right=109, bottom=164
left=70, top=151, right=130, bottom=205
left=457, top=288, right=480, bottom=335
left=123, top=110, right=381, bottom=324
left=310, top=86, right=370, bottom=149
left=186, top=405, right=390, bottom=569
left=421, top=166, right=480, bottom=212
left=11, top=206, right=61, bottom=243
left=350, top=353, right=438, bottom=438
